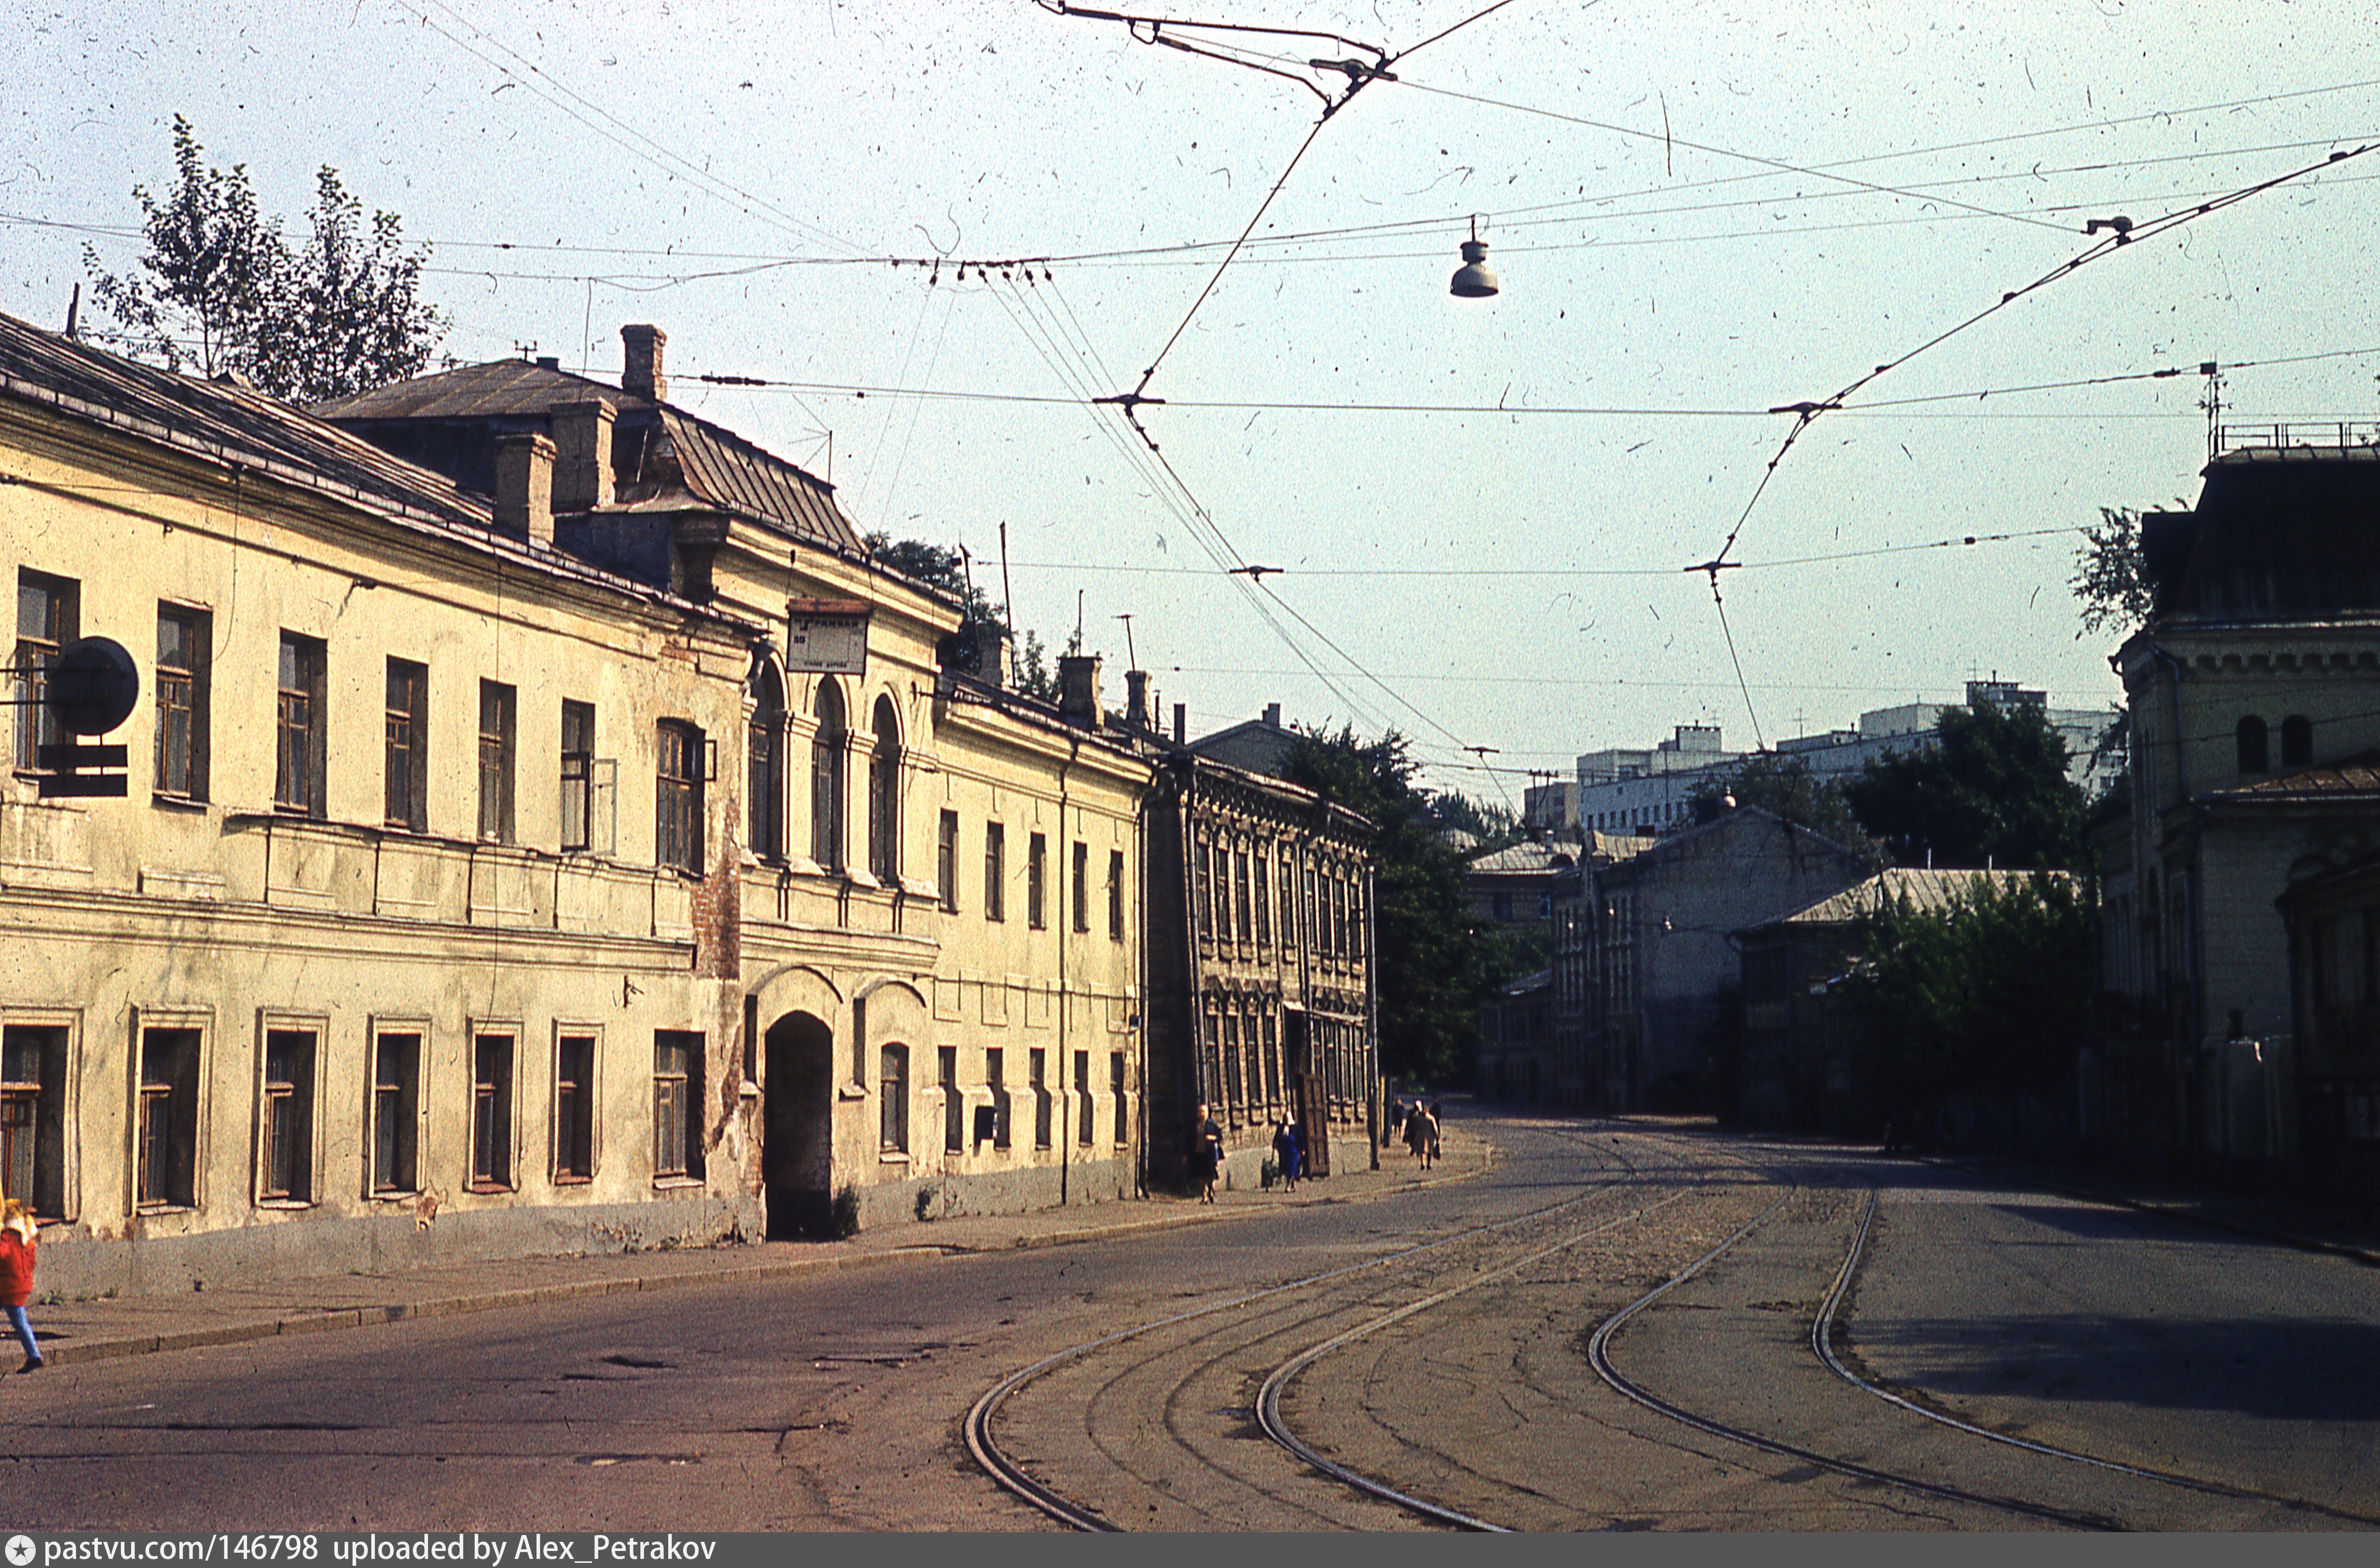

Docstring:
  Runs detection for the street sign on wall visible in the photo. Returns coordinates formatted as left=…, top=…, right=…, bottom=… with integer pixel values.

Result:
left=786, top=599, right=869, bottom=675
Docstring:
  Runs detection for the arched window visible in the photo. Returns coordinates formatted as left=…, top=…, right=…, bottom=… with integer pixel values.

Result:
left=2281, top=714, right=2313, bottom=770
left=2236, top=716, right=2269, bottom=776
left=869, top=695, right=900, bottom=883
left=810, top=679, right=845, bottom=869
left=748, top=667, right=785, bottom=861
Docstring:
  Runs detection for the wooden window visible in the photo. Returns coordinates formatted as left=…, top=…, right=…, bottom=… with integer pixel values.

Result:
left=983, top=822, right=1006, bottom=922
left=471, top=1033, right=515, bottom=1190
left=1030, top=1047, right=1052, bottom=1148
left=868, top=696, right=900, bottom=883
left=477, top=681, right=516, bottom=843
left=560, top=700, right=596, bottom=852
left=940, top=1046, right=963, bottom=1153
left=1075, top=1050, right=1093, bottom=1145
left=0, top=1025, right=68, bottom=1220
left=938, top=811, right=960, bottom=911
left=986, top=1048, right=1011, bottom=1149
left=1110, top=1051, right=1128, bottom=1145
left=259, top=1029, right=314, bottom=1204
left=1071, top=841, right=1090, bottom=932
left=154, top=605, right=209, bottom=801
left=656, top=720, right=705, bottom=873
left=653, top=1031, right=705, bottom=1181
left=136, top=1027, right=200, bottom=1210
left=810, top=680, right=845, bottom=869
left=554, top=1034, right=596, bottom=1181
left=748, top=670, right=785, bottom=862
left=371, top=1031, right=421, bottom=1195
left=879, top=1044, right=909, bottom=1153
left=1254, top=854, right=1269, bottom=946
left=1108, top=849, right=1126, bottom=942
left=12, top=570, right=77, bottom=772
left=1235, top=850, right=1252, bottom=943
left=384, top=657, right=428, bottom=831
left=1028, top=833, right=1047, bottom=930
left=275, top=633, right=325, bottom=817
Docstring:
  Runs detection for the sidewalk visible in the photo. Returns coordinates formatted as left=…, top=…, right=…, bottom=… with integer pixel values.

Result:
left=23, top=1131, right=1488, bottom=1370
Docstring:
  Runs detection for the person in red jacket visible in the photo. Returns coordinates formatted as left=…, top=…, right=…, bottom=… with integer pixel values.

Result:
left=0, top=1200, right=40, bottom=1372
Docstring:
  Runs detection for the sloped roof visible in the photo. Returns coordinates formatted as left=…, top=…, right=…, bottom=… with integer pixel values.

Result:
left=1764, top=867, right=2054, bottom=929
left=1466, top=842, right=1577, bottom=875
left=2210, top=752, right=2380, bottom=804
left=315, top=357, right=864, bottom=553
left=0, top=313, right=490, bottom=532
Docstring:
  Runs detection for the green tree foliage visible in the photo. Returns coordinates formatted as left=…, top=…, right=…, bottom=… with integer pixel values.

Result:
left=1840, top=874, right=2091, bottom=1132
left=2071, top=505, right=2160, bottom=639
left=1280, top=726, right=1485, bottom=1086
left=1847, top=701, right=2085, bottom=870
left=83, top=116, right=444, bottom=402
left=1689, top=752, right=1880, bottom=863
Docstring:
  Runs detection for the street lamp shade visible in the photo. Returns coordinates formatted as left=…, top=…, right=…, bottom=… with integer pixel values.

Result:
left=1449, top=237, right=1499, bottom=299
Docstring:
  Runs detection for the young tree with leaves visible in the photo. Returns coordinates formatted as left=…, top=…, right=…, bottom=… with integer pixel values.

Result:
left=2071, top=505, right=2164, bottom=638
left=1689, top=752, right=1881, bottom=863
left=1847, top=700, right=2086, bottom=871
left=83, top=116, right=444, bottom=403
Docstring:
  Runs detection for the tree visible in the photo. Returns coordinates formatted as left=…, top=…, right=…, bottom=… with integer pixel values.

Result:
left=1847, top=700, right=2086, bottom=870
left=83, top=116, right=445, bottom=403
left=1690, top=752, right=1880, bottom=863
left=1840, top=873, right=2092, bottom=1137
left=2071, top=505, right=2161, bottom=639
left=1280, top=726, right=1486, bottom=1086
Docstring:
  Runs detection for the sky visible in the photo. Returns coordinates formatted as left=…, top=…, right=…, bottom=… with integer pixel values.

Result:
left=7, top=0, right=2379, bottom=808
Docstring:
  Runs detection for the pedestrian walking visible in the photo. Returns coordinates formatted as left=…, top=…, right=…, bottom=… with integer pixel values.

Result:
left=1271, top=1118, right=1301, bottom=1192
left=1403, top=1101, right=1431, bottom=1164
left=1191, top=1103, right=1223, bottom=1203
left=1, top=1200, right=40, bottom=1373
left=1426, top=1097, right=1444, bottom=1166
left=1385, top=1098, right=1405, bottom=1149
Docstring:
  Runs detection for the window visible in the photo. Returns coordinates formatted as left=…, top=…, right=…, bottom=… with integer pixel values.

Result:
left=1195, top=840, right=1214, bottom=938
left=983, top=822, right=1006, bottom=921
left=136, top=1027, right=200, bottom=1210
left=656, top=720, right=705, bottom=873
left=371, top=1031, right=421, bottom=1195
left=1071, top=841, right=1090, bottom=933
left=1110, top=1051, right=1128, bottom=1145
left=12, top=570, right=77, bottom=773
left=471, top=1033, right=515, bottom=1190
left=1108, top=849, right=1126, bottom=942
left=0, top=1025, right=68, bottom=1219
left=1279, top=860, right=1297, bottom=951
left=554, top=1034, right=596, bottom=1182
left=1254, top=854, right=1269, bottom=946
left=560, top=700, right=596, bottom=851
left=1221, top=1011, right=1243, bottom=1113
left=986, top=1047, right=1011, bottom=1149
left=1262, top=1012, right=1281, bottom=1105
left=938, top=811, right=960, bottom=911
left=259, top=1029, right=315, bottom=1204
left=748, top=670, right=785, bottom=862
left=2237, top=715, right=2269, bottom=776
left=1030, top=1047, right=1051, bottom=1148
left=1235, top=851, right=1252, bottom=943
left=1028, top=833, right=1047, bottom=929
left=275, top=633, right=325, bottom=816
left=478, top=681, right=516, bottom=843
left=653, top=1031, right=705, bottom=1181
left=940, top=1046, right=963, bottom=1153
left=154, top=605, right=210, bottom=801
left=1075, top=1050, right=1093, bottom=1146
left=811, top=679, right=845, bottom=869
left=2282, top=714, right=2314, bottom=770
left=869, top=696, right=900, bottom=883
left=384, top=658, right=428, bottom=831
left=879, top=1044, right=908, bottom=1153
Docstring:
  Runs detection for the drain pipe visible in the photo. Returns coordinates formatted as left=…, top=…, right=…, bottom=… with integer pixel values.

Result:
left=1057, top=734, right=1077, bottom=1207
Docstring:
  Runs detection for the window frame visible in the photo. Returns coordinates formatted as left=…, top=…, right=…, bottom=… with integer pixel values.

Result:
left=383, top=657, right=429, bottom=833
left=477, top=680, right=517, bottom=844
left=748, top=668, right=786, bottom=863
left=656, top=719, right=706, bottom=875
left=1108, top=848, right=1126, bottom=942
left=652, top=1030, right=706, bottom=1184
left=134, top=1018, right=205, bottom=1212
left=275, top=632, right=326, bottom=818
left=1071, top=840, right=1091, bottom=933
left=938, top=810, right=960, bottom=912
left=0, top=1013, right=78, bottom=1223
left=868, top=695, right=901, bottom=884
left=810, top=679, right=846, bottom=870
left=368, top=1024, right=425, bottom=1198
left=879, top=1044, right=909, bottom=1155
left=983, top=822, right=1006, bottom=922
left=560, top=699, right=597, bottom=852
left=1028, top=832, right=1047, bottom=930
left=940, top=1044, right=963, bottom=1154
left=552, top=1027, right=600, bottom=1184
left=255, top=1019, right=321, bottom=1208
left=153, top=603, right=211, bottom=802
left=468, top=1027, right=518, bottom=1193
left=13, top=569, right=78, bottom=775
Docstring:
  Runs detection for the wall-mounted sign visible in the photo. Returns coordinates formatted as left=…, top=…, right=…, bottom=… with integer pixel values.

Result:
left=786, top=598, right=870, bottom=675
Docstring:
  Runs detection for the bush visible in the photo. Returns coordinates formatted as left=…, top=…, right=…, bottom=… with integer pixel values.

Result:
left=830, top=1185, right=861, bottom=1239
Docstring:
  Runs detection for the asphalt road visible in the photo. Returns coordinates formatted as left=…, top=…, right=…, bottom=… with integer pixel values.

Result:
left=9, top=1115, right=2376, bottom=1531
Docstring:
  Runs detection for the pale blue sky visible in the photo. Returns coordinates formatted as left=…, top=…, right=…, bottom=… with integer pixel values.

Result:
left=7, top=0, right=2377, bottom=803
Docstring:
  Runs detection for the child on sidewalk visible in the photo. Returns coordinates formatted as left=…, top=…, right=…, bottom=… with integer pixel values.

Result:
left=2, top=1199, right=40, bottom=1372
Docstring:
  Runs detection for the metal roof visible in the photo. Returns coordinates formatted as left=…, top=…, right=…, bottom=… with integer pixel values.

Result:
left=2211, top=753, right=2380, bottom=802
left=1766, top=867, right=2052, bottom=929
left=0, top=312, right=489, bottom=533
left=315, top=356, right=864, bottom=554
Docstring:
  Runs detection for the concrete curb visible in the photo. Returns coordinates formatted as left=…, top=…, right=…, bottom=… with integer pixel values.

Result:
left=34, top=1136, right=1496, bottom=1370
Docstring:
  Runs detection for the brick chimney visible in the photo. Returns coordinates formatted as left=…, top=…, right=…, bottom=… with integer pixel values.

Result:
left=1125, top=670, right=1151, bottom=730
left=622, top=324, right=668, bottom=404
left=1172, top=702, right=1186, bottom=745
left=1263, top=701, right=1281, bottom=727
left=1058, top=654, right=1103, bottom=728
left=492, top=431, right=556, bottom=546
left=551, top=398, right=616, bottom=512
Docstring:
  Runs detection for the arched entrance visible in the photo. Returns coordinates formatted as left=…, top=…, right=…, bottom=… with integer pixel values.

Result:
left=762, top=1011, right=834, bottom=1239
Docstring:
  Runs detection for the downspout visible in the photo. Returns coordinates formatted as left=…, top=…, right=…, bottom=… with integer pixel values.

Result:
left=1058, top=734, right=1077, bottom=1207
left=1364, top=854, right=1380, bottom=1170
left=1133, top=768, right=1152, bottom=1198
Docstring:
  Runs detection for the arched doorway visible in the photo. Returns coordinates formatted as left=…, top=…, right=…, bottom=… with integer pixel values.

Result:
left=762, top=1011, right=834, bottom=1238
